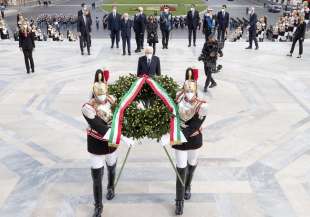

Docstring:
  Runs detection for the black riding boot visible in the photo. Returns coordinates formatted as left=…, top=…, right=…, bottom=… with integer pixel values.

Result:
left=106, top=162, right=116, bottom=200
left=184, top=163, right=197, bottom=200
left=175, top=167, right=186, bottom=215
left=91, top=167, right=104, bottom=217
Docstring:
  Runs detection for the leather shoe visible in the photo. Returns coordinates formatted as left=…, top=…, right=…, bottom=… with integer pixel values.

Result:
left=209, top=82, right=217, bottom=88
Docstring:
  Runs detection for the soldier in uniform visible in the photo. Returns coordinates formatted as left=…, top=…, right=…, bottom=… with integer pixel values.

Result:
left=82, top=69, right=133, bottom=217
left=172, top=68, right=208, bottom=215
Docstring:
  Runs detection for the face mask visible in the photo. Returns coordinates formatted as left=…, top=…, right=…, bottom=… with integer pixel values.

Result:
left=146, top=54, right=152, bottom=59
left=185, top=92, right=195, bottom=100
left=97, top=95, right=106, bottom=102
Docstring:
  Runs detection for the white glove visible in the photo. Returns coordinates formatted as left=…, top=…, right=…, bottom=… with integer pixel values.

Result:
left=121, top=136, right=135, bottom=147
left=160, top=134, right=170, bottom=147
left=103, top=128, right=111, bottom=140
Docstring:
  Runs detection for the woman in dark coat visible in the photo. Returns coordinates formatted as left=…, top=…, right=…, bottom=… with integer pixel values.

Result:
left=19, top=21, right=35, bottom=74
left=287, top=16, right=306, bottom=58
left=146, top=15, right=158, bottom=54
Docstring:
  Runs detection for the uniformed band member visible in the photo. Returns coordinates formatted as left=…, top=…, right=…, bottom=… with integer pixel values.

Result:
left=19, top=21, right=35, bottom=74
left=172, top=68, right=208, bottom=215
left=82, top=69, right=133, bottom=217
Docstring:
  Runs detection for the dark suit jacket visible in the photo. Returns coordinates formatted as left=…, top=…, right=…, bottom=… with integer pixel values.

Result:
left=19, top=31, right=35, bottom=50
left=217, top=11, right=229, bottom=29
left=249, top=13, right=257, bottom=32
left=137, top=56, right=161, bottom=77
left=186, top=10, right=200, bottom=29
left=77, top=15, right=92, bottom=36
left=107, top=13, right=122, bottom=31
left=133, top=13, right=147, bottom=33
left=120, top=19, right=133, bottom=38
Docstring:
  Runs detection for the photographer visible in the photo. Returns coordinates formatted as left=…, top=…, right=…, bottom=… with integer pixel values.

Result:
left=198, top=36, right=223, bottom=92
left=287, top=16, right=306, bottom=58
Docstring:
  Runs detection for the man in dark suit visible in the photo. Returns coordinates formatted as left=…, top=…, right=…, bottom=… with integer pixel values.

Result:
left=107, top=6, right=121, bottom=48
left=217, top=4, right=229, bottom=44
left=137, top=46, right=161, bottom=77
left=77, top=7, right=92, bottom=55
left=134, top=7, right=147, bottom=53
left=120, top=13, right=133, bottom=55
left=245, top=7, right=258, bottom=50
left=186, top=6, right=200, bottom=47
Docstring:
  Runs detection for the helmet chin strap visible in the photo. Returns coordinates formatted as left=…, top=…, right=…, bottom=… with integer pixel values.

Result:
left=95, top=94, right=107, bottom=104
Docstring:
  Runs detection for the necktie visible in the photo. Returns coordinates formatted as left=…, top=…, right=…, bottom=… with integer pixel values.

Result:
left=147, top=59, right=151, bottom=67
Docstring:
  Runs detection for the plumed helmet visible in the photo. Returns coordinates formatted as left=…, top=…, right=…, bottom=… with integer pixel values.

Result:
left=93, top=69, right=109, bottom=97
left=184, top=68, right=197, bottom=93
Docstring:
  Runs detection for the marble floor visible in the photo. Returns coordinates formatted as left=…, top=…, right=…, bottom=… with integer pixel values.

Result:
left=0, top=39, right=310, bottom=217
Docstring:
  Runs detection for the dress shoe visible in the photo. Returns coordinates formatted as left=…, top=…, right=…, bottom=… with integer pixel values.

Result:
left=209, top=82, right=217, bottom=88
left=81, top=52, right=84, bottom=55
left=135, top=49, right=140, bottom=53
left=188, top=44, right=191, bottom=47
left=128, top=52, right=131, bottom=56
left=255, top=46, right=259, bottom=50
left=245, top=46, right=252, bottom=49
left=122, top=52, right=126, bottom=56
left=203, top=86, right=208, bottom=93
left=287, top=53, right=292, bottom=57
left=297, top=55, right=302, bottom=58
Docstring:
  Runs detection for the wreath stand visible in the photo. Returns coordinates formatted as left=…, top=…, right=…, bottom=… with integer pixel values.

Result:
left=107, top=75, right=186, bottom=189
